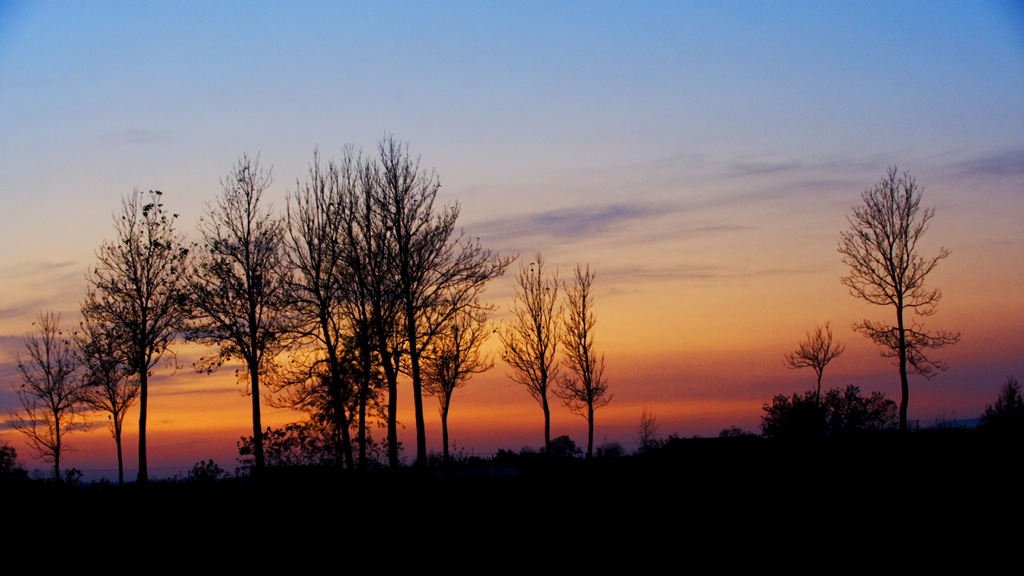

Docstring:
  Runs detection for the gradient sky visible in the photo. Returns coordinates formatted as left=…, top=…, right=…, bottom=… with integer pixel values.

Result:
left=1, top=1, right=1022, bottom=479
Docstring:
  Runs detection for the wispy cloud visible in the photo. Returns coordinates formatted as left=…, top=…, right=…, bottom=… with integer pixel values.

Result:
left=0, top=260, right=84, bottom=322
left=949, top=146, right=1024, bottom=178
left=473, top=201, right=675, bottom=247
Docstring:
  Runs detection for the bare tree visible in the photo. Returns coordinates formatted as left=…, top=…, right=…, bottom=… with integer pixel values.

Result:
left=9, top=311, right=86, bottom=481
left=76, top=316, right=139, bottom=486
left=838, top=167, right=960, bottom=432
left=555, top=264, right=611, bottom=459
left=186, top=154, right=291, bottom=472
left=81, top=189, right=192, bottom=485
left=634, top=406, right=661, bottom=453
left=376, top=135, right=513, bottom=467
left=284, top=152, right=360, bottom=469
left=783, top=321, right=845, bottom=404
left=498, top=254, right=561, bottom=453
left=422, top=307, right=494, bottom=464
left=335, top=147, right=403, bottom=470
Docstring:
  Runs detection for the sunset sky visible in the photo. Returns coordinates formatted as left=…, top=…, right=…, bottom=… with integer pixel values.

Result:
left=1, top=1, right=1022, bottom=479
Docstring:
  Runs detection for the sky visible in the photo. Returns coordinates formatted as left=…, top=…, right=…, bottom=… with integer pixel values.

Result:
left=1, top=1, right=1022, bottom=479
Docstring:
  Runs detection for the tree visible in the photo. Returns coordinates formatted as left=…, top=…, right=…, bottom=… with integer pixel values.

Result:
left=376, top=135, right=512, bottom=467
left=9, top=311, right=87, bottom=481
left=822, top=385, right=897, bottom=436
left=555, top=264, right=611, bottom=459
left=76, top=316, right=139, bottom=486
left=761, top=385, right=897, bottom=440
left=760, top=391, right=828, bottom=441
left=284, top=152, right=361, bottom=469
left=783, top=322, right=845, bottom=404
left=499, top=254, right=561, bottom=453
left=634, top=407, right=662, bottom=453
left=719, top=426, right=756, bottom=438
left=237, top=421, right=340, bottom=471
left=334, top=146, right=403, bottom=469
left=977, top=376, right=1024, bottom=436
left=0, top=443, right=28, bottom=482
left=838, top=167, right=960, bottom=432
left=187, top=154, right=291, bottom=472
left=547, top=434, right=582, bottom=459
left=422, top=307, right=494, bottom=464
left=81, top=189, right=192, bottom=485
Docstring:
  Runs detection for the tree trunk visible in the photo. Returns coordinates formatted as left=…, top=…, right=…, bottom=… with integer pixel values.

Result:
left=250, top=364, right=264, bottom=470
left=441, top=402, right=450, bottom=464
left=339, top=409, right=353, bottom=469
left=407, top=315, right=427, bottom=467
left=897, top=304, right=909, bottom=433
left=587, top=404, right=594, bottom=460
left=356, top=332, right=371, bottom=470
left=542, top=394, right=551, bottom=453
left=53, top=420, right=61, bottom=482
left=138, top=367, right=148, bottom=486
left=378, top=342, right=400, bottom=468
left=358, top=369, right=368, bottom=470
left=115, top=427, right=124, bottom=486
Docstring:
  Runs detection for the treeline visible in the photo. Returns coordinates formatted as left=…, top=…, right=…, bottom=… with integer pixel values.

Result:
left=9, top=136, right=519, bottom=484
left=6, top=153, right=1005, bottom=487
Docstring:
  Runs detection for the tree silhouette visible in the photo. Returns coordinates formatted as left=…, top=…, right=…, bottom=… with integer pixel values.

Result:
left=838, top=167, right=960, bottom=432
left=76, top=316, right=139, bottom=486
left=337, top=148, right=403, bottom=470
left=376, top=135, right=512, bottom=467
left=81, top=189, right=192, bottom=485
left=761, top=385, right=896, bottom=440
left=547, top=434, right=582, bottom=459
left=422, top=307, right=494, bottom=464
left=977, top=376, right=1024, bottom=436
left=555, top=264, right=611, bottom=459
left=634, top=407, right=662, bottom=453
left=822, top=385, right=897, bottom=436
left=499, top=254, right=561, bottom=453
left=284, top=152, right=362, bottom=469
left=187, top=154, right=291, bottom=472
left=9, top=311, right=87, bottom=481
left=0, top=443, right=28, bottom=482
left=783, top=322, right=845, bottom=404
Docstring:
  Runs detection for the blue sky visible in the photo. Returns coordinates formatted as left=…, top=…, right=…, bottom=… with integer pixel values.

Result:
left=1, top=1, right=1023, bottom=475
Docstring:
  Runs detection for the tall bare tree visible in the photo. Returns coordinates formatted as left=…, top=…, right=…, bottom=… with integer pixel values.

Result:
left=284, top=152, right=353, bottom=468
left=783, top=321, right=845, bottom=404
left=186, top=154, right=290, bottom=472
left=838, top=167, right=960, bottom=432
left=422, top=307, right=494, bottom=464
left=376, top=135, right=512, bottom=467
left=556, top=264, right=611, bottom=459
left=335, top=148, right=398, bottom=469
left=76, top=316, right=139, bottom=486
left=499, top=254, right=561, bottom=453
left=9, top=311, right=86, bottom=481
left=81, top=189, right=192, bottom=485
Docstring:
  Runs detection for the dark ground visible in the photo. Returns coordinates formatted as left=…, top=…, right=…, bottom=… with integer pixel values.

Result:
left=3, top=429, right=1019, bottom=563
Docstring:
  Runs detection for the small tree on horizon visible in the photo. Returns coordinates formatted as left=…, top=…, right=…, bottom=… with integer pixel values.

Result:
left=556, top=264, right=611, bottom=459
left=422, top=307, right=494, bottom=464
left=499, top=254, right=562, bottom=453
left=76, top=316, right=139, bottom=486
left=784, top=321, right=845, bottom=404
left=977, top=376, right=1024, bottom=435
left=634, top=407, right=662, bottom=453
left=9, top=311, right=87, bottom=481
